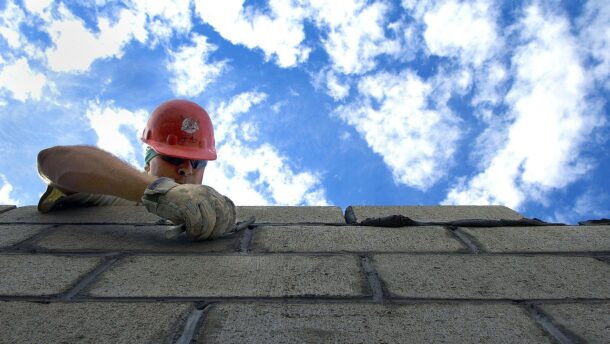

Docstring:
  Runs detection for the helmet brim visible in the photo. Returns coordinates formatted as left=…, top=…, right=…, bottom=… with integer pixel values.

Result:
left=148, top=142, right=217, bottom=161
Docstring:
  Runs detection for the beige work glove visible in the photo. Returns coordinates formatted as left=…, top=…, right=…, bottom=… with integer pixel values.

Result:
left=142, top=177, right=236, bottom=241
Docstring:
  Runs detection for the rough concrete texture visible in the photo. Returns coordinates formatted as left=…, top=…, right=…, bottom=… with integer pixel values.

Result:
left=462, top=226, right=610, bottom=252
left=236, top=206, right=345, bottom=224
left=0, top=224, right=49, bottom=248
left=538, top=302, right=610, bottom=343
left=86, top=254, right=366, bottom=297
left=0, top=206, right=161, bottom=224
left=252, top=225, right=467, bottom=252
left=373, top=254, right=610, bottom=299
left=34, top=224, right=239, bottom=253
left=0, top=254, right=102, bottom=296
left=0, top=205, right=15, bottom=214
left=0, top=301, right=191, bottom=344
left=348, top=205, right=523, bottom=223
left=198, top=302, right=552, bottom=343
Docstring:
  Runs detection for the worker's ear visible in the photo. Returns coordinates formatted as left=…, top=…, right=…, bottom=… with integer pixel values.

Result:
left=144, top=164, right=150, bottom=173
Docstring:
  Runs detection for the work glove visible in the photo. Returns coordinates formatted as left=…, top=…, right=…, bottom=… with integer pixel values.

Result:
left=141, top=177, right=236, bottom=241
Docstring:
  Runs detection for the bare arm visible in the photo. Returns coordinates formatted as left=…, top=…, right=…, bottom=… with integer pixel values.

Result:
left=37, top=145, right=156, bottom=202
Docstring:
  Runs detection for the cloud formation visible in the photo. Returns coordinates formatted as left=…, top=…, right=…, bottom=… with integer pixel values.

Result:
left=167, top=34, right=226, bottom=97
left=194, top=0, right=309, bottom=67
left=0, top=174, right=19, bottom=205
left=85, top=102, right=148, bottom=168
left=0, top=58, right=47, bottom=102
left=204, top=92, right=328, bottom=205
left=45, top=4, right=146, bottom=73
left=308, top=0, right=401, bottom=74
left=335, top=70, right=461, bottom=189
left=444, top=4, right=605, bottom=208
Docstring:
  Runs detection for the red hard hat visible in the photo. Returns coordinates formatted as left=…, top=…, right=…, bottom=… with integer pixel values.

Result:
left=141, top=99, right=217, bottom=160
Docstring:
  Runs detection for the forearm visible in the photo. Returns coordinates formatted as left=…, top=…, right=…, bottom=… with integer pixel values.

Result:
left=37, top=145, right=156, bottom=202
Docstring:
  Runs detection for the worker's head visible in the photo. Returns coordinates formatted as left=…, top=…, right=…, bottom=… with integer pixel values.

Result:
left=141, top=99, right=216, bottom=184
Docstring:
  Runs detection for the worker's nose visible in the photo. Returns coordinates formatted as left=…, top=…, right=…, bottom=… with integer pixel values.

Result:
left=178, top=160, right=193, bottom=176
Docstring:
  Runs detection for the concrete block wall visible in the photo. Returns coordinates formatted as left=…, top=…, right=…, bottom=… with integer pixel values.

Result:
left=0, top=205, right=609, bottom=343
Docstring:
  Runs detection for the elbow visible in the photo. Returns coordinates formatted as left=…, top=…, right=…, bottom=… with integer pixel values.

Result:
left=37, top=146, right=68, bottom=184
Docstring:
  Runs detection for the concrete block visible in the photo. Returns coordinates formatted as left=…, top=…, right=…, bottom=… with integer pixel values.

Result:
left=538, top=302, right=610, bottom=343
left=0, top=301, right=191, bottom=344
left=198, top=302, right=551, bottom=343
left=252, top=225, right=467, bottom=253
left=34, top=224, right=239, bottom=253
left=0, top=225, right=49, bottom=248
left=462, top=226, right=610, bottom=252
left=86, top=255, right=366, bottom=297
left=372, top=254, right=610, bottom=299
left=0, top=254, right=102, bottom=296
left=236, top=206, right=345, bottom=224
left=0, top=205, right=15, bottom=214
left=0, top=206, right=161, bottom=224
left=347, top=205, right=523, bottom=223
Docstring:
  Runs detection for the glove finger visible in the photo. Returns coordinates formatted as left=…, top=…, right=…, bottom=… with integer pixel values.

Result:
left=190, top=201, right=216, bottom=240
left=210, top=197, right=234, bottom=238
left=183, top=199, right=206, bottom=240
left=154, top=202, right=185, bottom=224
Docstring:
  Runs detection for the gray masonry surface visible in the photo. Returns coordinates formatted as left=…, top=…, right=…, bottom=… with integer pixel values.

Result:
left=252, top=225, right=468, bottom=252
left=462, top=225, right=610, bottom=252
left=0, top=224, right=50, bottom=248
left=198, top=302, right=552, bottom=343
left=1, top=203, right=609, bottom=343
left=347, top=205, right=524, bottom=223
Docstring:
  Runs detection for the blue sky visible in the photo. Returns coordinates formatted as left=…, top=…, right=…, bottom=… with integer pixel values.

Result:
left=0, top=0, right=608, bottom=224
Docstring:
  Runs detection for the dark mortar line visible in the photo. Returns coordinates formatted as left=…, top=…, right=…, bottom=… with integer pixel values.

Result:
left=593, top=256, right=610, bottom=266
left=56, top=253, right=123, bottom=301
left=2, top=296, right=609, bottom=304
left=523, top=303, right=581, bottom=344
left=63, top=296, right=385, bottom=303
left=0, top=251, right=122, bottom=257
left=0, top=205, right=17, bottom=215
left=3, top=250, right=609, bottom=257
left=252, top=222, right=349, bottom=226
left=239, top=228, right=255, bottom=253
left=0, top=222, right=167, bottom=225
left=445, top=226, right=482, bottom=254
left=359, top=255, right=384, bottom=303
left=0, top=205, right=17, bottom=214
left=175, top=303, right=211, bottom=344
left=390, top=297, right=610, bottom=303
left=4, top=224, right=60, bottom=251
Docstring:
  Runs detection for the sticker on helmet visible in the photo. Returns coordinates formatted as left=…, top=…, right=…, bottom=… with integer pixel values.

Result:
left=181, top=118, right=200, bottom=134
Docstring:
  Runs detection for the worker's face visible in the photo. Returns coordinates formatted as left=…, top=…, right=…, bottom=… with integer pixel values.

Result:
left=145, top=155, right=205, bottom=184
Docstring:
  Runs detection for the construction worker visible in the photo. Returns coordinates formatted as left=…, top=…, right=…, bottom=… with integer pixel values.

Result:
left=37, top=99, right=235, bottom=241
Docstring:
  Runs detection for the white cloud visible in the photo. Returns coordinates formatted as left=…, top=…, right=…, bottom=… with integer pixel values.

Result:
left=0, top=0, right=25, bottom=49
left=130, top=0, right=192, bottom=42
left=307, top=0, right=401, bottom=74
left=577, top=0, right=610, bottom=91
left=325, top=70, right=350, bottom=100
left=194, top=0, right=309, bottom=67
left=422, top=0, right=498, bottom=67
left=22, top=0, right=53, bottom=16
left=0, top=174, right=19, bottom=205
left=204, top=92, right=329, bottom=205
left=335, top=70, right=461, bottom=189
left=0, top=58, right=47, bottom=101
left=167, top=33, right=226, bottom=97
left=444, top=5, right=605, bottom=208
left=45, top=4, right=147, bottom=73
left=85, top=102, right=148, bottom=168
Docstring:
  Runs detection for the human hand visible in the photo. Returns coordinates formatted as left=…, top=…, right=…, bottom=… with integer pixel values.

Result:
left=141, top=178, right=236, bottom=240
